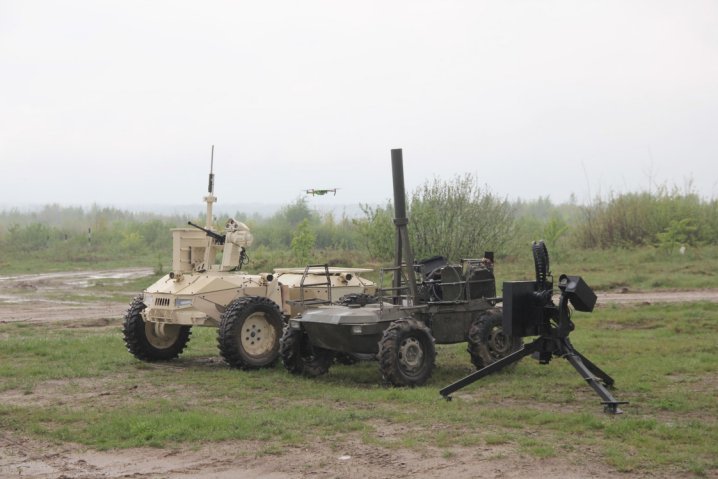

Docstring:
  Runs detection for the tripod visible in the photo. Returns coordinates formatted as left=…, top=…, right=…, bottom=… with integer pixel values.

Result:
left=440, top=283, right=627, bottom=414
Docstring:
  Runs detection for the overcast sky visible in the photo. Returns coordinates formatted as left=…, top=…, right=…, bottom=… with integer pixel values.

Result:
left=1, top=0, right=716, bottom=210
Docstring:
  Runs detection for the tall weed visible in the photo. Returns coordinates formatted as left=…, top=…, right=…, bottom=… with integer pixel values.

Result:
left=574, top=187, right=716, bottom=249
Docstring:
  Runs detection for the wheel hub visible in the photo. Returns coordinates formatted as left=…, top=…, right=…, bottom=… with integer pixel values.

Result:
left=241, top=312, right=276, bottom=356
left=144, top=322, right=182, bottom=349
left=488, top=327, right=511, bottom=356
left=398, top=337, right=424, bottom=372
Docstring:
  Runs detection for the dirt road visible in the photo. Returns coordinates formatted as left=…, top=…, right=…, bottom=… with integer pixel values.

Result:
left=0, top=431, right=636, bottom=479
left=0, top=268, right=151, bottom=323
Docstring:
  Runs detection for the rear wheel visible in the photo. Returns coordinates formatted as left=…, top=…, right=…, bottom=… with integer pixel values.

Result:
left=123, top=296, right=191, bottom=361
left=217, top=297, right=284, bottom=369
left=378, top=319, right=436, bottom=387
left=467, top=309, right=522, bottom=369
left=279, top=326, right=334, bottom=377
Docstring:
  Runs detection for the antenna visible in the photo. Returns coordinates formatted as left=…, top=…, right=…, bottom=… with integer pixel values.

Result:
left=208, top=145, right=215, bottom=194
left=204, top=145, right=217, bottom=228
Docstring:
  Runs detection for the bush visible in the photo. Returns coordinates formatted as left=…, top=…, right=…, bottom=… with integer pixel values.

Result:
left=575, top=187, right=716, bottom=248
left=353, top=174, right=514, bottom=262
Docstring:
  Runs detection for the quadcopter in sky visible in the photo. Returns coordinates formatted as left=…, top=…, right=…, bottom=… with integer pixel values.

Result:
left=304, top=188, right=339, bottom=196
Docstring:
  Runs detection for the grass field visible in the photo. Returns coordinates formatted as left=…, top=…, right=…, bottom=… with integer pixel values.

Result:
left=1, top=299, right=716, bottom=476
left=4, top=244, right=718, bottom=292
left=496, top=245, right=718, bottom=291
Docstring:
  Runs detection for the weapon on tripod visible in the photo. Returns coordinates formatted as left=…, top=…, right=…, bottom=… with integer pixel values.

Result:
left=440, top=241, right=628, bottom=414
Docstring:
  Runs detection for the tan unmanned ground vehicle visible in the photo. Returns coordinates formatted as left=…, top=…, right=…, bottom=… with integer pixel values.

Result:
left=122, top=148, right=375, bottom=368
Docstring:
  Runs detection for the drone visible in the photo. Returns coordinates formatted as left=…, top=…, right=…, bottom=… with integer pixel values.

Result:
left=304, top=188, right=338, bottom=196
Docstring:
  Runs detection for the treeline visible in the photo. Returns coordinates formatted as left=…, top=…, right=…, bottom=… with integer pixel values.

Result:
left=0, top=205, right=182, bottom=270
left=1, top=179, right=716, bottom=273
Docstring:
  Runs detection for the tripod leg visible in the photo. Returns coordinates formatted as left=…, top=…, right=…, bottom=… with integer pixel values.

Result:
left=440, top=340, right=539, bottom=399
left=563, top=349, right=627, bottom=414
left=572, top=349, right=615, bottom=387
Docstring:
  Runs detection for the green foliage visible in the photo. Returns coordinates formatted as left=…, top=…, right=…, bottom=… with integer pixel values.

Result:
left=409, top=174, right=514, bottom=261
left=5, top=222, right=54, bottom=251
left=656, top=218, right=698, bottom=253
left=281, top=197, right=315, bottom=228
left=353, top=203, right=394, bottom=261
left=0, top=206, right=182, bottom=272
left=1, top=180, right=716, bottom=275
left=120, top=231, right=143, bottom=253
left=249, top=198, right=362, bottom=253
left=542, top=215, right=569, bottom=249
left=575, top=188, right=717, bottom=248
left=290, top=219, right=316, bottom=264
left=495, top=196, right=582, bottom=260
left=353, top=175, right=514, bottom=262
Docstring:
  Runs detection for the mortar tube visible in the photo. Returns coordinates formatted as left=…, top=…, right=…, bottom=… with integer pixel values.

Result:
left=390, top=149, right=418, bottom=304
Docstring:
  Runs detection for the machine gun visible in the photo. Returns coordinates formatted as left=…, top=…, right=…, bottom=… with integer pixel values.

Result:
left=440, top=241, right=628, bottom=414
left=187, top=221, right=226, bottom=245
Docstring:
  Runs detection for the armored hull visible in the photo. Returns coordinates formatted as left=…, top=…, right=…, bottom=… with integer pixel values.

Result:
left=291, top=296, right=497, bottom=356
left=141, top=267, right=374, bottom=327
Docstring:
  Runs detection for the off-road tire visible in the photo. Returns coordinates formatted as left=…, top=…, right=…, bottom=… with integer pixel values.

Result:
left=279, top=326, right=335, bottom=377
left=217, top=296, right=284, bottom=369
left=279, top=325, right=334, bottom=377
left=378, top=319, right=436, bottom=387
left=122, top=296, right=191, bottom=361
left=467, top=309, right=522, bottom=370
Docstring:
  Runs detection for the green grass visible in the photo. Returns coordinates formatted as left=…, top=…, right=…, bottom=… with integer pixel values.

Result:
left=7, top=245, right=718, bottom=293
left=0, top=254, right=168, bottom=276
left=497, top=244, right=718, bottom=291
left=1, top=301, right=717, bottom=475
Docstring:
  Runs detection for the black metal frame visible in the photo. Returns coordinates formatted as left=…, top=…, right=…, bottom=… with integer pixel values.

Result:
left=440, top=284, right=628, bottom=414
left=298, top=264, right=333, bottom=306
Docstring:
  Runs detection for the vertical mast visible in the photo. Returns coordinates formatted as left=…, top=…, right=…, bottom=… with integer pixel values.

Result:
left=205, top=145, right=217, bottom=228
left=391, top=149, right=418, bottom=304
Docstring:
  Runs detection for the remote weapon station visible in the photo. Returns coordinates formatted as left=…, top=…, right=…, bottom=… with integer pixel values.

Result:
left=280, top=149, right=521, bottom=386
left=440, top=241, right=628, bottom=414
left=122, top=146, right=375, bottom=369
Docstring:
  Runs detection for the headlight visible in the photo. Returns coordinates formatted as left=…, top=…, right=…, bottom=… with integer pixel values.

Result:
left=290, top=319, right=301, bottom=330
left=175, top=298, right=193, bottom=308
left=142, top=294, right=153, bottom=306
left=351, top=325, right=362, bottom=335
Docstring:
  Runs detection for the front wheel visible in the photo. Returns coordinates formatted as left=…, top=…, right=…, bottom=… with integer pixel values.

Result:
left=279, top=326, right=334, bottom=377
left=122, top=296, right=191, bottom=361
left=378, top=319, right=436, bottom=387
left=467, top=309, right=522, bottom=369
left=217, top=297, right=284, bottom=369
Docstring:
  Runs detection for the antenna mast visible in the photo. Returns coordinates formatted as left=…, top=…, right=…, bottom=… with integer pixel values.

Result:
left=204, top=145, right=217, bottom=228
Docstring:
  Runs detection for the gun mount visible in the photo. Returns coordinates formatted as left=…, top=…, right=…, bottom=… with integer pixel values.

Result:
left=440, top=241, right=628, bottom=414
left=187, top=221, right=226, bottom=245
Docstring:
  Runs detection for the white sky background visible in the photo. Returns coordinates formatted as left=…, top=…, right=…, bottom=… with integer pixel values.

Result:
left=1, top=0, right=716, bottom=209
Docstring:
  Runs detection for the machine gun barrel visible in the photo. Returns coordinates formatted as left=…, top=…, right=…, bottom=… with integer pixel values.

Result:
left=187, top=221, right=225, bottom=244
